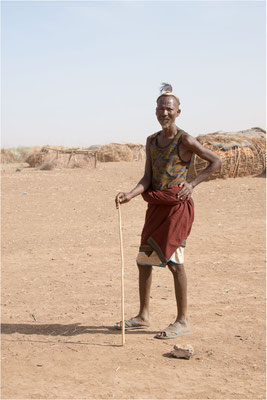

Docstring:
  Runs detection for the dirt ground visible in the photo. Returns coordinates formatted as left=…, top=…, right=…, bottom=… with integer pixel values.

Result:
left=1, top=161, right=266, bottom=399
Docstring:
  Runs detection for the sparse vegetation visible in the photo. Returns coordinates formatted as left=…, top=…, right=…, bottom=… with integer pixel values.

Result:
left=1, top=147, right=33, bottom=163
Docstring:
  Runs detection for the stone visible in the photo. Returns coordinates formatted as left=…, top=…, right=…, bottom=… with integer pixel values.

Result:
left=170, top=344, right=195, bottom=359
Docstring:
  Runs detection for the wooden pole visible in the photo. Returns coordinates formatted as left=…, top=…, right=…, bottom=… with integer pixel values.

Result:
left=94, top=152, right=97, bottom=168
left=118, top=203, right=125, bottom=345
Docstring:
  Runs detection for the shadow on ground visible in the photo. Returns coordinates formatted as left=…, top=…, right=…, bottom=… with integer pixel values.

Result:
left=253, top=172, right=266, bottom=178
left=1, top=323, right=158, bottom=336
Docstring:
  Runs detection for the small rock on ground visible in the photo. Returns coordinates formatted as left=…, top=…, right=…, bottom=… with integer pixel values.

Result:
left=170, top=344, right=195, bottom=360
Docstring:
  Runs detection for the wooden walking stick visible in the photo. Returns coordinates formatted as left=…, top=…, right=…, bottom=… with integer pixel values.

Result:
left=118, top=202, right=125, bottom=345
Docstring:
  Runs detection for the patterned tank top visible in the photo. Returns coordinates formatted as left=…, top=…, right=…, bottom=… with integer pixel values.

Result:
left=150, top=129, right=190, bottom=190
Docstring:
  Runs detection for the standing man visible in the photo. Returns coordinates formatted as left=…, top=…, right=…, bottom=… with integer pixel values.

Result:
left=115, top=83, right=221, bottom=339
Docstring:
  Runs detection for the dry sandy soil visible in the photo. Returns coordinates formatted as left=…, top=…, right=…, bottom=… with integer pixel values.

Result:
left=1, top=161, right=266, bottom=399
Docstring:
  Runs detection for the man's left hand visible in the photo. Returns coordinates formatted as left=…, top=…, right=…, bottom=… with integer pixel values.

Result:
left=177, top=182, right=193, bottom=200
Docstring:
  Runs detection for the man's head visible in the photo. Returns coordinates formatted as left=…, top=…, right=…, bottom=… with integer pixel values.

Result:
left=156, top=83, right=181, bottom=129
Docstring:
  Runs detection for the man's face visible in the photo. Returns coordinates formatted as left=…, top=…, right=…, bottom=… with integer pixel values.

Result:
left=156, top=96, right=180, bottom=129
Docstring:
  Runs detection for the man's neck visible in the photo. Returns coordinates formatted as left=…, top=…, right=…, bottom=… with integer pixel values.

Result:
left=162, top=125, right=177, bottom=138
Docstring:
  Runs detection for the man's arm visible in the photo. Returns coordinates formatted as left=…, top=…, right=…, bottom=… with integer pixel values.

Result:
left=115, top=137, right=152, bottom=208
left=177, top=134, right=222, bottom=199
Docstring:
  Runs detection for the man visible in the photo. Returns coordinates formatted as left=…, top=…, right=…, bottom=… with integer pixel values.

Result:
left=115, top=83, right=221, bottom=339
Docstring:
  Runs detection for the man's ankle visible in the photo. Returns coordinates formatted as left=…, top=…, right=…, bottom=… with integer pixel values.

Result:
left=176, top=316, right=188, bottom=325
left=138, top=313, right=149, bottom=322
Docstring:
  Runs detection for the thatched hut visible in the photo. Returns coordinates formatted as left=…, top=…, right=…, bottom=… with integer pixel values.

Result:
left=187, top=127, right=266, bottom=181
left=97, top=143, right=145, bottom=162
left=97, top=143, right=133, bottom=162
left=24, top=143, right=146, bottom=169
left=25, top=146, right=97, bottom=169
left=126, top=144, right=146, bottom=161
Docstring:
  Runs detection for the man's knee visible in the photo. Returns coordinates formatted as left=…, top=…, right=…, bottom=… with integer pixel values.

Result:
left=137, top=263, right=152, bottom=273
left=168, top=261, right=184, bottom=274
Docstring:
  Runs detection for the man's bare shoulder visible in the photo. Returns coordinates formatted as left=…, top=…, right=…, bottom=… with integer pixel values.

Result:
left=146, top=131, right=160, bottom=144
left=180, top=130, right=221, bottom=162
left=180, top=130, right=196, bottom=145
left=181, top=131, right=200, bottom=149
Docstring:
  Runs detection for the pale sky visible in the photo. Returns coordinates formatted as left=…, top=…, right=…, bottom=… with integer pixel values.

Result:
left=1, top=0, right=266, bottom=148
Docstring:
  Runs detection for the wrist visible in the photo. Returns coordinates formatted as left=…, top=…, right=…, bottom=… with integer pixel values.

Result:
left=127, top=192, right=134, bottom=200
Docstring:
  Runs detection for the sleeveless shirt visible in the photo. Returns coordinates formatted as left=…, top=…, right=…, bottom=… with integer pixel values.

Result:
left=150, top=129, right=190, bottom=190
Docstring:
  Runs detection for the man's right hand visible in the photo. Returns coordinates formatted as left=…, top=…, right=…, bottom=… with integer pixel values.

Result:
left=115, top=192, right=132, bottom=209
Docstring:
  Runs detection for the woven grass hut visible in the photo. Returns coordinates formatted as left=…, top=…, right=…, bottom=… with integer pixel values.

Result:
left=25, top=143, right=145, bottom=168
left=187, top=127, right=266, bottom=181
left=97, top=143, right=141, bottom=162
left=25, top=146, right=97, bottom=169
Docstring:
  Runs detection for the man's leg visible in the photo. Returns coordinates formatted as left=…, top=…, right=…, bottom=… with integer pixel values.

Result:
left=167, top=262, right=188, bottom=326
left=115, top=264, right=152, bottom=329
left=136, top=264, right=152, bottom=324
left=155, top=262, right=190, bottom=338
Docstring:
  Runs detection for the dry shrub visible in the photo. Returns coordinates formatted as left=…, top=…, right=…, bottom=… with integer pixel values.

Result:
left=1, top=147, right=32, bottom=163
left=39, top=161, right=56, bottom=170
left=187, top=128, right=266, bottom=181
left=1, top=149, right=16, bottom=163
left=18, top=148, right=31, bottom=162
left=26, top=151, right=46, bottom=167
